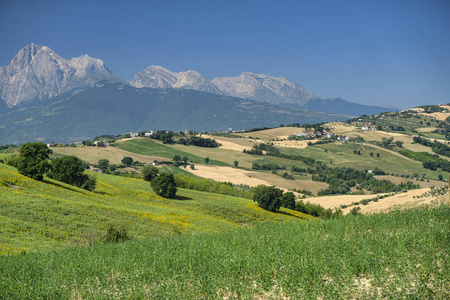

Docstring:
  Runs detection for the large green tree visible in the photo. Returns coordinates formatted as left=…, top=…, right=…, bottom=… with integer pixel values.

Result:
left=151, top=172, right=177, bottom=199
left=252, top=185, right=283, bottom=212
left=16, top=142, right=52, bottom=181
left=281, top=192, right=296, bottom=210
left=48, top=155, right=89, bottom=187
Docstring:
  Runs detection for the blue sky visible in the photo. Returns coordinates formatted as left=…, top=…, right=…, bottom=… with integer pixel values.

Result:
left=1, top=0, right=449, bottom=108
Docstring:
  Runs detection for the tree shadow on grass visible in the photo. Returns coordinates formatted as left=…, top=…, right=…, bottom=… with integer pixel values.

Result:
left=43, top=179, right=87, bottom=194
left=277, top=210, right=311, bottom=219
left=174, top=195, right=192, bottom=201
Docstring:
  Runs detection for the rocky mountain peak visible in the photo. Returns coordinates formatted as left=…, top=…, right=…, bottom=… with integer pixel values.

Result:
left=212, top=72, right=316, bottom=106
left=129, top=65, right=223, bottom=94
left=0, top=44, right=122, bottom=107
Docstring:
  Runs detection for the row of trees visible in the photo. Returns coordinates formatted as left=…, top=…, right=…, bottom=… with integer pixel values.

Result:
left=8, top=142, right=96, bottom=191
left=413, top=136, right=450, bottom=158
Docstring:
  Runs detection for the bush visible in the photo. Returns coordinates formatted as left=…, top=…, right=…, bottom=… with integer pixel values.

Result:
left=104, top=224, right=130, bottom=243
left=121, top=156, right=134, bottom=166
left=151, top=172, right=177, bottom=198
left=81, top=174, right=97, bottom=191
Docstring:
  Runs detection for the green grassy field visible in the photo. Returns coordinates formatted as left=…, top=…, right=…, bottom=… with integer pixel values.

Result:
left=281, top=142, right=448, bottom=180
left=0, top=163, right=309, bottom=255
left=1, top=203, right=447, bottom=299
left=116, top=138, right=230, bottom=166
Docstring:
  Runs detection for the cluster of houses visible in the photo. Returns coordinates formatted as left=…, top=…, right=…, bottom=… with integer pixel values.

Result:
left=360, top=122, right=377, bottom=131
left=293, top=132, right=336, bottom=139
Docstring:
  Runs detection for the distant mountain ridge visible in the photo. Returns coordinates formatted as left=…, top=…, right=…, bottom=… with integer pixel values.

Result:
left=0, top=44, right=124, bottom=107
left=0, top=82, right=351, bottom=144
left=130, top=65, right=223, bottom=95
left=212, top=72, right=316, bottom=106
left=0, top=44, right=396, bottom=125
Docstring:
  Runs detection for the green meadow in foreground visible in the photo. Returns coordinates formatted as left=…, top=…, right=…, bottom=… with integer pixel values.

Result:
left=0, top=203, right=448, bottom=299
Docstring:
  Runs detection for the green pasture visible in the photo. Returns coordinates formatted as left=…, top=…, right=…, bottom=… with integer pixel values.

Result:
left=116, top=138, right=229, bottom=166
left=281, top=142, right=448, bottom=180
left=0, top=163, right=309, bottom=255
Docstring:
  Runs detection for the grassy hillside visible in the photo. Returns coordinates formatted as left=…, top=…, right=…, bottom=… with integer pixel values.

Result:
left=0, top=163, right=309, bottom=255
left=0, top=203, right=448, bottom=299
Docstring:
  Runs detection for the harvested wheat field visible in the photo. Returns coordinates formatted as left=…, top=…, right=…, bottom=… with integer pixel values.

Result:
left=241, top=127, right=306, bottom=140
left=202, top=135, right=254, bottom=152
left=374, top=175, right=447, bottom=188
left=305, top=194, right=385, bottom=210
left=53, top=146, right=164, bottom=165
left=186, top=165, right=272, bottom=187
left=341, top=188, right=446, bottom=215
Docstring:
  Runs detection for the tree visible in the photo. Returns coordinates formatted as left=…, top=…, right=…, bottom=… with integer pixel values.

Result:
left=234, top=160, right=239, bottom=168
left=98, top=159, right=110, bottom=171
left=121, top=156, right=133, bottom=166
left=142, top=165, right=159, bottom=181
left=205, top=157, right=210, bottom=164
left=16, top=142, right=52, bottom=181
left=49, top=155, right=87, bottom=186
left=438, top=174, right=443, bottom=181
left=151, top=172, right=177, bottom=198
left=252, top=185, right=283, bottom=212
left=173, top=155, right=182, bottom=163
left=182, top=156, right=188, bottom=164
left=190, top=164, right=195, bottom=170
left=281, top=192, right=295, bottom=210
left=376, top=153, right=380, bottom=158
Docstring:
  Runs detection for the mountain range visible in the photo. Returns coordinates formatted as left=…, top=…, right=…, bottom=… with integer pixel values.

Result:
left=0, top=44, right=396, bottom=144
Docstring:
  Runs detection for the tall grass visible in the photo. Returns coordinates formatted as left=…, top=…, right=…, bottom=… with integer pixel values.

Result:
left=0, top=203, right=448, bottom=299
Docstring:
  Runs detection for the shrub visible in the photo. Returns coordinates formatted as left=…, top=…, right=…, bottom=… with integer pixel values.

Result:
left=121, top=156, right=134, bottom=166
left=104, top=224, right=130, bottom=243
left=151, top=172, right=177, bottom=199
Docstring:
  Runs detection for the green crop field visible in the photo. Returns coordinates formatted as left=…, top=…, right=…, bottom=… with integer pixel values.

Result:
left=116, top=138, right=230, bottom=166
left=1, top=202, right=448, bottom=299
left=281, top=142, right=448, bottom=180
left=0, top=163, right=309, bottom=255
